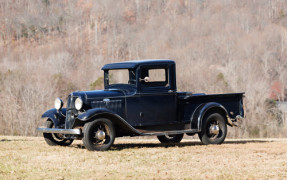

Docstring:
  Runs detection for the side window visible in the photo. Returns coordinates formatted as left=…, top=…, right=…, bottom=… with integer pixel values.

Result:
left=148, top=69, right=166, bottom=82
left=140, top=68, right=169, bottom=88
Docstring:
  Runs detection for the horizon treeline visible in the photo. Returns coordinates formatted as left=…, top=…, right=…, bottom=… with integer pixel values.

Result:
left=1, top=0, right=287, bottom=137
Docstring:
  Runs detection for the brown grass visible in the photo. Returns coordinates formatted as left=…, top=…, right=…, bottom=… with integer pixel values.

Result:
left=0, top=136, right=287, bottom=179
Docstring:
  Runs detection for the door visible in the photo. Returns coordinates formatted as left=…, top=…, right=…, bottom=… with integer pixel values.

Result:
left=138, top=91, right=176, bottom=126
left=137, top=66, right=176, bottom=126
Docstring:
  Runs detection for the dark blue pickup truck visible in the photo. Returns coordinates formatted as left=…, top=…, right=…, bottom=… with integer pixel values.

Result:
left=37, top=60, right=244, bottom=151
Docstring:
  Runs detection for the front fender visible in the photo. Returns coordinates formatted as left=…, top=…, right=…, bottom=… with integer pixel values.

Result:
left=41, top=108, right=66, bottom=128
left=190, top=102, right=229, bottom=131
left=77, top=108, right=116, bottom=121
left=77, top=108, right=141, bottom=136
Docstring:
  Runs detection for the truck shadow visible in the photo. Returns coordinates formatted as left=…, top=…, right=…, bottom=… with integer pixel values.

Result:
left=0, top=138, right=29, bottom=142
left=73, top=139, right=272, bottom=151
left=110, top=139, right=271, bottom=151
left=111, top=142, right=201, bottom=150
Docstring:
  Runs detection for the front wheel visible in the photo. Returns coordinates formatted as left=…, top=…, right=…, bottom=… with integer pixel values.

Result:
left=83, top=118, right=115, bottom=151
left=157, top=134, right=184, bottom=143
left=198, top=113, right=227, bottom=145
left=43, top=120, right=74, bottom=146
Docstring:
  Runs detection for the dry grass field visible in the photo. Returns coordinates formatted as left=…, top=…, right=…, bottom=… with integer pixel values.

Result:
left=0, top=136, right=287, bottom=179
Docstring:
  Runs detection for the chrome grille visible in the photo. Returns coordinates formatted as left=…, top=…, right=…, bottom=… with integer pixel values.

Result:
left=65, top=96, right=78, bottom=129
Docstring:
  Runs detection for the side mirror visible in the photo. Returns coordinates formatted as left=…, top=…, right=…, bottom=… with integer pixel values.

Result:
left=140, top=76, right=150, bottom=83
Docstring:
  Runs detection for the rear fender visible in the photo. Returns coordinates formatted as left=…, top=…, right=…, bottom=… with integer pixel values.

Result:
left=41, top=108, right=66, bottom=128
left=77, top=108, right=141, bottom=136
left=190, top=102, right=230, bottom=131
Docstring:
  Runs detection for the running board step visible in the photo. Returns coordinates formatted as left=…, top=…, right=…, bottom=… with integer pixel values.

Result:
left=140, top=129, right=199, bottom=136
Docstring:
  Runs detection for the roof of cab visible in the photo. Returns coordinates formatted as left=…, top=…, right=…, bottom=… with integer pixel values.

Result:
left=101, top=59, right=175, bottom=70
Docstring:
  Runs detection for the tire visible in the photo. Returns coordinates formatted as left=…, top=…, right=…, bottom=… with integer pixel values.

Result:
left=198, top=113, right=227, bottom=145
left=83, top=118, right=115, bottom=151
left=157, top=134, right=184, bottom=143
left=43, top=120, right=74, bottom=146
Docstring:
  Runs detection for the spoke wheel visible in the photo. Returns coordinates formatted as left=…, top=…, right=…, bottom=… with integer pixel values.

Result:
left=43, top=120, right=74, bottom=146
left=83, top=118, right=115, bottom=151
left=199, top=113, right=227, bottom=145
left=157, top=134, right=184, bottom=143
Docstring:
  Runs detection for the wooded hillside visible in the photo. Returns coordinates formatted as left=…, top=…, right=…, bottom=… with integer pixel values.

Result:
left=1, top=0, right=287, bottom=137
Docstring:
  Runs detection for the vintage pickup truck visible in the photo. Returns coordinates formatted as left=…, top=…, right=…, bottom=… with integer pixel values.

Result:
left=37, top=60, right=244, bottom=151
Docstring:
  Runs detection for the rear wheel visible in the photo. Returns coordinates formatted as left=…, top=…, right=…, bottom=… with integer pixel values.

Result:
left=43, top=120, right=74, bottom=146
left=198, top=113, right=227, bottom=145
left=83, top=118, right=115, bottom=151
left=157, top=134, right=184, bottom=143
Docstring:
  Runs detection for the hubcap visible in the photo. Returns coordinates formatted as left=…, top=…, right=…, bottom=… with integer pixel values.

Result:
left=95, top=130, right=106, bottom=140
left=209, top=124, right=220, bottom=136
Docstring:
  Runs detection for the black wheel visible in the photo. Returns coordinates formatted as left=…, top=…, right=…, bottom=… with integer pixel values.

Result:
left=43, top=120, right=74, bottom=146
left=157, top=134, right=184, bottom=143
left=198, top=113, right=227, bottom=145
left=83, top=118, right=115, bottom=151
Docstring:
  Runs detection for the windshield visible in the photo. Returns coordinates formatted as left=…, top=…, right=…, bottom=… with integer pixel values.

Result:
left=107, top=69, right=136, bottom=86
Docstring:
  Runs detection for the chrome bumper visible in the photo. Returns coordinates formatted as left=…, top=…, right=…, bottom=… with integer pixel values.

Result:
left=37, top=127, right=81, bottom=135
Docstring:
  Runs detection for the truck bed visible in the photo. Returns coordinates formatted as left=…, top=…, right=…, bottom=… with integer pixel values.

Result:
left=178, top=92, right=244, bottom=122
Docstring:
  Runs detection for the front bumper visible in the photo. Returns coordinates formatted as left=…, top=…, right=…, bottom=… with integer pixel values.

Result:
left=37, top=127, right=81, bottom=135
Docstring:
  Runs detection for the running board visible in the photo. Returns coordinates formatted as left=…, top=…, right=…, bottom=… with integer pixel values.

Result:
left=140, top=129, right=199, bottom=136
left=36, top=126, right=199, bottom=137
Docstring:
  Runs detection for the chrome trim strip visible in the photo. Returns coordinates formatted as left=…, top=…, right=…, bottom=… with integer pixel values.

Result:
left=36, top=127, right=81, bottom=135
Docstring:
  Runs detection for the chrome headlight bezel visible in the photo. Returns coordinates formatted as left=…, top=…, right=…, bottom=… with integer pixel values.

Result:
left=54, top=98, right=64, bottom=110
left=75, top=97, right=83, bottom=111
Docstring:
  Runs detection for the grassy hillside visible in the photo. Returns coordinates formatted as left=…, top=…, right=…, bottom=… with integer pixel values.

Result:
left=1, top=0, right=287, bottom=137
left=0, top=136, right=287, bottom=179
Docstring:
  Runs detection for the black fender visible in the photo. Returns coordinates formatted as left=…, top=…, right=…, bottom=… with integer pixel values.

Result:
left=41, top=108, right=66, bottom=128
left=190, top=102, right=230, bottom=131
left=77, top=108, right=141, bottom=136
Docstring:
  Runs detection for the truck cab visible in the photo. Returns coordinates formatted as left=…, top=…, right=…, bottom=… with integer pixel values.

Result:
left=37, top=59, right=244, bottom=151
left=102, top=60, right=177, bottom=127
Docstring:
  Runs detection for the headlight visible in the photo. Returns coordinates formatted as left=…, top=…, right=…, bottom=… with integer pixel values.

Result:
left=54, top=98, right=63, bottom=110
left=75, top=97, right=83, bottom=110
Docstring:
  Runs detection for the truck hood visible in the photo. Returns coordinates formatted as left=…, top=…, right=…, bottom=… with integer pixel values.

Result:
left=71, top=89, right=125, bottom=100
